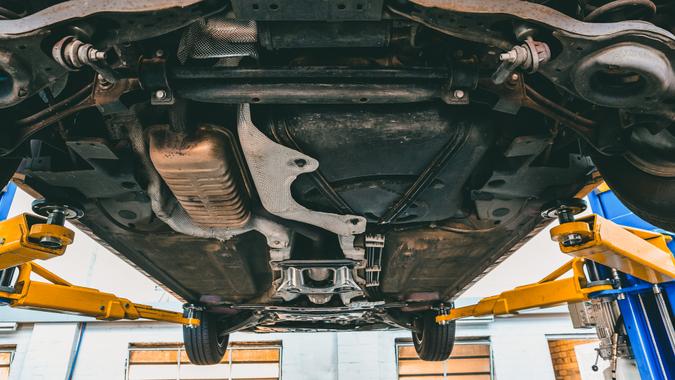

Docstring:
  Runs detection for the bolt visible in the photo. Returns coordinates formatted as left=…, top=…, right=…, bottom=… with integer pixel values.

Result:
left=154, top=89, right=167, bottom=100
left=453, top=89, right=465, bottom=99
left=293, top=158, right=307, bottom=167
left=97, top=74, right=113, bottom=89
left=499, top=50, right=518, bottom=63
left=155, top=49, right=165, bottom=57
left=88, top=49, right=107, bottom=62
left=510, top=73, right=520, bottom=82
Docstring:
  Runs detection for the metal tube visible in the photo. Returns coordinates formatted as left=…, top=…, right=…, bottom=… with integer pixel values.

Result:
left=175, top=82, right=441, bottom=104
left=170, top=67, right=449, bottom=80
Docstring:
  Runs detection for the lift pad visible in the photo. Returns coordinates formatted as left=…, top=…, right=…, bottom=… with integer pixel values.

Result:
left=551, top=215, right=675, bottom=283
left=436, top=258, right=612, bottom=323
left=0, top=214, right=74, bottom=270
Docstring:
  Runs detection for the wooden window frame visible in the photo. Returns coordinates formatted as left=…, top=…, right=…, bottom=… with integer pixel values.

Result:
left=125, top=341, right=282, bottom=380
left=0, top=345, right=16, bottom=380
left=395, top=337, right=494, bottom=380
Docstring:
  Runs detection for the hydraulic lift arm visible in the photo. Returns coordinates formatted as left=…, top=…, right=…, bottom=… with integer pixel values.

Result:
left=437, top=210, right=675, bottom=324
left=0, top=211, right=198, bottom=326
left=437, top=258, right=612, bottom=323
left=0, top=262, right=196, bottom=325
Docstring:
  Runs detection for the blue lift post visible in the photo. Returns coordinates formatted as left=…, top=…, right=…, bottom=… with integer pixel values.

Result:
left=588, top=188, right=675, bottom=380
left=0, top=182, right=16, bottom=222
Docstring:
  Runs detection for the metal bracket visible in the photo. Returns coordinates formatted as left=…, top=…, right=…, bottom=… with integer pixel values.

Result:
left=139, top=58, right=175, bottom=106
left=274, top=260, right=364, bottom=305
left=237, top=104, right=366, bottom=235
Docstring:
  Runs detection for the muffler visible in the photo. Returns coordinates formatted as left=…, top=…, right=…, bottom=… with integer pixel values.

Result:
left=149, top=124, right=251, bottom=228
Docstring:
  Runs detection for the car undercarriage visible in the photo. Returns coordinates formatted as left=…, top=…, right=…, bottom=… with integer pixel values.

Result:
left=0, top=0, right=673, bottom=363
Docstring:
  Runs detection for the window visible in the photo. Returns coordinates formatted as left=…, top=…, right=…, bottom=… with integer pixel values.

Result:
left=396, top=338, right=492, bottom=380
left=127, top=341, right=281, bottom=380
left=0, top=346, right=15, bottom=380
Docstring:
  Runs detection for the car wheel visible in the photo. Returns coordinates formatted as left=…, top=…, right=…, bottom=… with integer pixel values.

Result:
left=412, top=312, right=456, bottom=361
left=183, top=309, right=229, bottom=365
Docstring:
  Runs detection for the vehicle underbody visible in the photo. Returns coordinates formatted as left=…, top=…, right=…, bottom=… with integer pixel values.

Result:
left=0, top=0, right=674, bottom=362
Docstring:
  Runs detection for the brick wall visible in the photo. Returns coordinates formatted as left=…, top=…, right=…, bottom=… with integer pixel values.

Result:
left=547, top=339, right=597, bottom=380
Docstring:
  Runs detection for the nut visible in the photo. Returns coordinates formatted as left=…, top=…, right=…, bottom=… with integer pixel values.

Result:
left=154, top=89, right=167, bottom=100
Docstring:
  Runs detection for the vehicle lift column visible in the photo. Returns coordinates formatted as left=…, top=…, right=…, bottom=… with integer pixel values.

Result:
left=0, top=196, right=198, bottom=326
left=436, top=197, right=675, bottom=380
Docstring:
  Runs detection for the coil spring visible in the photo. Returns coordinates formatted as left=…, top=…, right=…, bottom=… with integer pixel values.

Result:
left=582, top=0, right=657, bottom=22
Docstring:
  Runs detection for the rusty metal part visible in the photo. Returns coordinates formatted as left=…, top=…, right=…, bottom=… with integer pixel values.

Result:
left=409, top=0, right=673, bottom=41
left=404, top=0, right=675, bottom=118
left=0, top=0, right=206, bottom=37
left=584, top=0, right=657, bottom=22
left=493, top=38, right=551, bottom=84
left=149, top=124, right=251, bottom=229
left=52, top=36, right=106, bottom=70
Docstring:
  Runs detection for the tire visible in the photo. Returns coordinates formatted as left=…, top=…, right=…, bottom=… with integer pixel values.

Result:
left=412, top=312, right=456, bottom=361
left=183, top=310, right=229, bottom=365
left=592, top=153, right=675, bottom=232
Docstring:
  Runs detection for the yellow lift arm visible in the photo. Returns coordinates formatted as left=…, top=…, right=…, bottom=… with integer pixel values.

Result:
left=551, top=214, right=675, bottom=283
left=437, top=214, right=675, bottom=324
left=0, top=213, right=198, bottom=326
left=437, top=258, right=612, bottom=323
